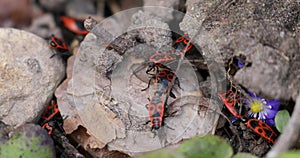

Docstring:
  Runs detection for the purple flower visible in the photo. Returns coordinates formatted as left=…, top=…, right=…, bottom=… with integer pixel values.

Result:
left=244, top=89, right=280, bottom=126
left=237, top=60, right=245, bottom=68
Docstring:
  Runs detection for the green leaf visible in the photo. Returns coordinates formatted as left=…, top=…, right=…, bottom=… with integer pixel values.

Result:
left=0, top=124, right=55, bottom=158
left=137, top=150, right=185, bottom=158
left=275, top=110, right=290, bottom=133
left=233, top=152, right=258, bottom=158
left=177, top=135, right=233, bottom=158
left=278, top=150, right=300, bottom=158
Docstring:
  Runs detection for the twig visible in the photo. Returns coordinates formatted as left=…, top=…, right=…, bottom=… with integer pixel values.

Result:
left=266, top=94, right=300, bottom=158
left=51, top=128, right=85, bottom=158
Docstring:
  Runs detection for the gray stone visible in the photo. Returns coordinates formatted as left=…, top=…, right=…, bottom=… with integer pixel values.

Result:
left=56, top=7, right=219, bottom=156
left=128, top=10, right=173, bottom=48
left=65, top=0, right=97, bottom=18
left=0, top=28, right=65, bottom=127
left=38, top=0, right=67, bottom=13
left=28, top=14, right=61, bottom=38
left=143, top=0, right=181, bottom=21
left=181, top=0, right=300, bottom=100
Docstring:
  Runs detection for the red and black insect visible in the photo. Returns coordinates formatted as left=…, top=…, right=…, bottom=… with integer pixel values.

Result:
left=144, top=76, right=176, bottom=130
left=60, top=16, right=89, bottom=35
left=218, top=90, right=246, bottom=119
left=39, top=100, right=64, bottom=135
left=49, top=35, right=71, bottom=59
left=218, top=90, right=277, bottom=144
left=143, top=61, right=181, bottom=129
left=132, top=36, right=191, bottom=130
left=41, top=100, right=59, bottom=123
left=41, top=121, right=55, bottom=135
left=146, top=35, right=193, bottom=64
left=149, top=53, right=176, bottom=64
left=172, top=34, right=193, bottom=56
left=244, top=119, right=277, bottom=144
left=132, top=34, right=194, bottom=85
left=143, top=62, right=180, bottom=98
left=146, top=93, right=166, bottom=130
left=49, top=35, right=69, bottom=52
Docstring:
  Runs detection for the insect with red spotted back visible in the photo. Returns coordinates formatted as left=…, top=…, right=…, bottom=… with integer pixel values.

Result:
left=141, top=35, right=190, bottom=129
left=132, top=34, right=193, bottom=86
left=39, top=100, right=59, bottom=135
left=49, top=35, right=71, bottom=59
left=172, top=34, right=193, bottom=56
left=49, top=35, right=68, bottom=52
left=41, top=100, right=59, bottom=123
left=142, top=61, right=181, bottom=98
left=218, top=90, right=278, bottom=144
left=217, top=90, right=246, bottom=120
left=144, top=75, right=176, bottom=130
left=60, top=16, right=89, bottom=35
left=39, top=100, right=64, bottom=135
left=146, top=92, right=166, bottom=130
left=149, top=53, right=176, bottom=64
left=143, top=61, right=181, bottom=130
left=132, top=35, right=192, bottom=130
left=146, top=34, right=193, bottom=64
left=244, top=118, right=278, bottom=144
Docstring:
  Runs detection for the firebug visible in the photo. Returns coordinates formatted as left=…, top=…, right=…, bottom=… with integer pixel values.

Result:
left=60, top=16, right=89, bottom=35
left=218, top=90, right=277, bottom=144
left=172, top=34, right=193, bottom=56
left=49, top=35, right=71, bottom=59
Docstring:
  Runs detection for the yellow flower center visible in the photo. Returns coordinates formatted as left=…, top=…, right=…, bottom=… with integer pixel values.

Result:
left=250, top=101, right=263, bottom=113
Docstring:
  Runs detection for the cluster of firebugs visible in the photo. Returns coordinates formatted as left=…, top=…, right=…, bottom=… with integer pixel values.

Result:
left=40, top=16, right=277, bottom=145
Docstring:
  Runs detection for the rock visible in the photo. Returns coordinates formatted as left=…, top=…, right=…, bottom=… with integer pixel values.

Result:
left=143, top=0, right=181, bottom=21
left=84, top=16, right=98, bottom=32
left=28, top=13, right=62, bottom=38
left=143, top=0, right=180, bottom=8
left=232, top=26, right=299, bottom=100
left=65, top=0, right=97, bottom=19
left=181, top=0, right=300, bottom=100
left=0, top=28, right=65, bottom=127
left=55, top=56, right=106, bottom=150
left=128, top=10, right=173, bottom=48
left=38, top=0, right=68, bottom=13
left=0, top=0, right=32, bottom=28
left=56, top=7, right=219, bottom=156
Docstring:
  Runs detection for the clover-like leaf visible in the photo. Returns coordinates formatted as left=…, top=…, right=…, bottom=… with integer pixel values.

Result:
left=278, top=150, right=300, bottom=158
left=177, top=135, right=233, bottom=158
left=275, top=110, right=290, bottom=133
left=137, top=150, right=184, bottom=158
left=0, top=124, right=55, bottom=158
left=233, top=152, right=258, bottom=158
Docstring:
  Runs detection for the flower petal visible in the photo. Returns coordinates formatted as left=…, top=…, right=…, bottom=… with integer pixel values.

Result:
left=266, top=119, right=275, bottom=126
left=245, top=89, right=256, bottom=98
left=265, top=109, right=278, bottom=119
left=237, top=60, right=245, bottom=68
left=231, top=117, right=238, bottom=123
left=245, top=89, right=263, bottom=100
left=266, top=100, right=280, bottom=111
left=245, top=99, right=251, bottom=106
